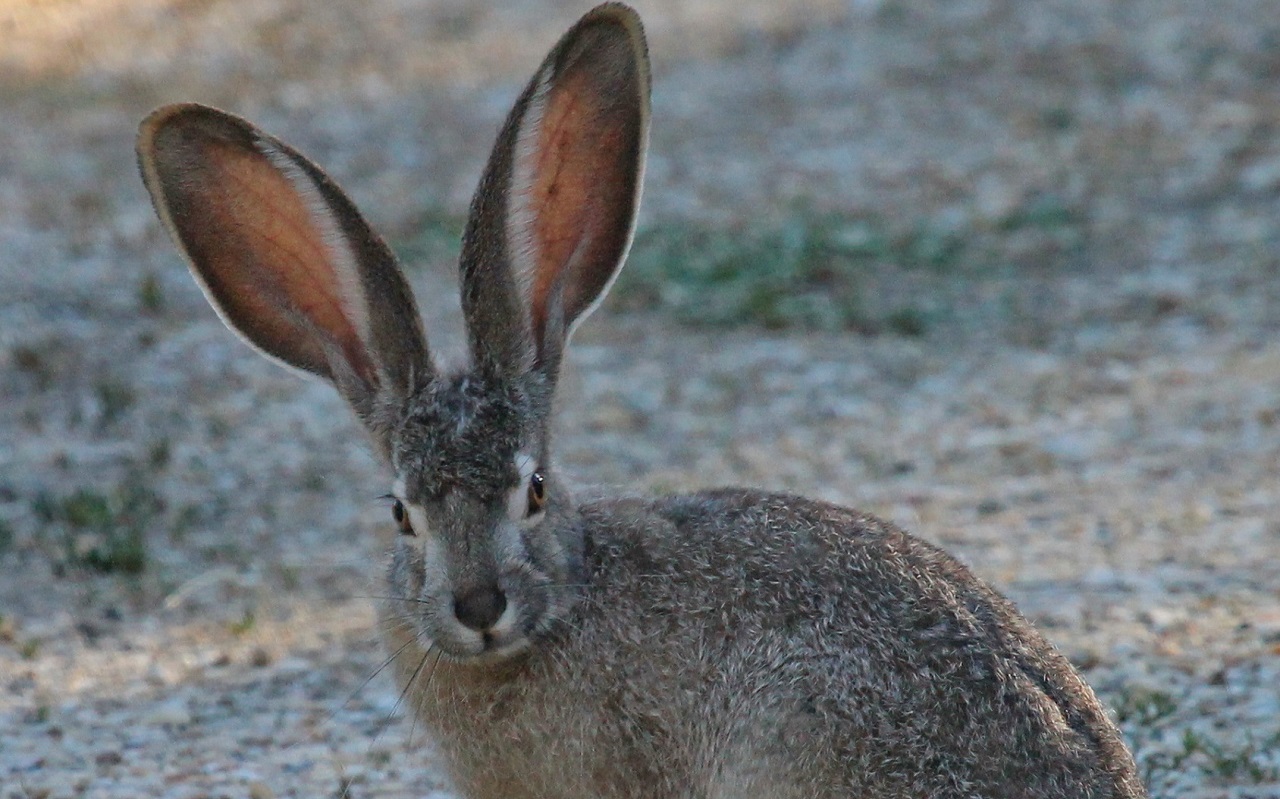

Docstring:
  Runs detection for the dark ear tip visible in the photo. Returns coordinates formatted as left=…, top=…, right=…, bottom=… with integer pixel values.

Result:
left=575, top=4, right=649, bottom=60
left=565, top=3, right=652, bottom=105
left=139, top=103, right=211, bottom=146
left=580, top=2, right=643, bottom=28
left=137, top=103, right=257, bottom=163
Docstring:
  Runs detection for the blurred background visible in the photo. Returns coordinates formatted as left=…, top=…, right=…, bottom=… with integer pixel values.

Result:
left=2, top=1, right=1279, bottom=797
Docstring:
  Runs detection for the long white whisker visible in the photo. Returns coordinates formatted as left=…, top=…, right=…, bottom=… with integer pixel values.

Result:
left=406, top=648, right=445, bottom=750
left=325, top=637, right=416, bottom=732
left=374, top=645, right=434, bottom=749
left=356, top=593, right=434, bottom=605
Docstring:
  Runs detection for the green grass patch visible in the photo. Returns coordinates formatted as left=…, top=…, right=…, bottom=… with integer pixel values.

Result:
left=614, top=210, right=968, bottom=332
left=1113, top=684, right=1280, bottom=788
left=0, top=518, right=13, bottom=556
left=32, top=484, right=160, bottom=575
left=94, top=378, right=135, bottom=428
left=137, top=271, right=165, bottom=314
left=228, top=608, right=257, bottom=636
left=385, top=200, right=1091, bottom=335
left=1142, top=728, right=1280, bottom=786
left=1112, top=686, right=1179, bottom=726
left=997, top=194, right=1083, bottom=234
left=393, top=211, right=467, bottom=267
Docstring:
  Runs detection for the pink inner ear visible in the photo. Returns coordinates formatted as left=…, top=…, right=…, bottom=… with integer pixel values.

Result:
left=525, top=54, right=640, bottom=344
left=164, top=127, right=378, bottom=386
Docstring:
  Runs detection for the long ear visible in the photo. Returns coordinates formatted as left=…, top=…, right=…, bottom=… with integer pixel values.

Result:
left=459, top=2, right=650, bottom=378
left=137, top=104, right=433, bottom=426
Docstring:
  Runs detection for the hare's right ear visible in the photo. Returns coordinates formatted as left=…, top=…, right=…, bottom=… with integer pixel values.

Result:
left=137, top=104, right=433, bottom=429
left=459, top=3, right=650, bottom=380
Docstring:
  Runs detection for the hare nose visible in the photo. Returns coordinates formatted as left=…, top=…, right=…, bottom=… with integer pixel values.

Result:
left=453, top=585, right=507, bottom=631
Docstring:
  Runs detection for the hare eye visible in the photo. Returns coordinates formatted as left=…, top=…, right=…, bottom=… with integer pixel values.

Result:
left=391, top=499, right=415, bottom=536
left=526, top=472, right=546, bottom=518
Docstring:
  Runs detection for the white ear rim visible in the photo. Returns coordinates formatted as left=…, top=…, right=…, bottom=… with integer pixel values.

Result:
left=501, top=47, right=651, bottom=348
left=561, top=129, right=647, bottom=343
left=561, top=6, right=652, bottom=341
left=505, top=66, right=554, bottom=371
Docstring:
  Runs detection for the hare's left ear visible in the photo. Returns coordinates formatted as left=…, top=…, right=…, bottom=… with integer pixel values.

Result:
left=136, top=104, right=434, bottom=432
left=458, top=3, right=650, bottom=379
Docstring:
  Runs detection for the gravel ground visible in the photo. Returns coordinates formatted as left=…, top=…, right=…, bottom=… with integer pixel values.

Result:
left=2, top=1, right=1279, bottom=797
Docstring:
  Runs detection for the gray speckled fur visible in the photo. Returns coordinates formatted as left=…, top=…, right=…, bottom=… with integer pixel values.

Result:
left=138, top=3, right=1146, bottom=797
left=385, top=486, right=1145, bottom=798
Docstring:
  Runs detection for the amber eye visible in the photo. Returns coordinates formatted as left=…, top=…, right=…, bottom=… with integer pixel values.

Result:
left=526, top=472, right=546, bottom=517
left=391, top=499, right=414, bottom=536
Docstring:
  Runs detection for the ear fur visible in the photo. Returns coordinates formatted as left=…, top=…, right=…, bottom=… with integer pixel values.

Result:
left=137, top=103, right=433, bottom=423
left=459, top=3, right=650, bottom=378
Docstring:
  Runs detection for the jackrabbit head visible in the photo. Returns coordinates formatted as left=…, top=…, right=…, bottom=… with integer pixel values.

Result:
left=137, top=3, right=649, bottom=662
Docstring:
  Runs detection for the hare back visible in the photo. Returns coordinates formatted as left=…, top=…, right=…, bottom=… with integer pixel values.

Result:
left=392, top=490, right=1143, bottom=799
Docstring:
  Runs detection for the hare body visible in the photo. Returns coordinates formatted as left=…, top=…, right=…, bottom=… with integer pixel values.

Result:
left=137, top=4, right=1145, bottom=798
left=386, top=491, right=1141, bottom=799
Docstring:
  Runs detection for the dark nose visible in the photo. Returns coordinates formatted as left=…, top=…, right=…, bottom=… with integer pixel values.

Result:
left=453, top=585, right=507, bottom=631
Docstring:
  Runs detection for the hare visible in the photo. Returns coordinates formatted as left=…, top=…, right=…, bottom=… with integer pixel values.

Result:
left=137, top=3, right=1146, bottom=798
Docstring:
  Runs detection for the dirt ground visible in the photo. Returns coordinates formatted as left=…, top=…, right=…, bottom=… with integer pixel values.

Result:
left=1, top=1, right=1279, bottom=797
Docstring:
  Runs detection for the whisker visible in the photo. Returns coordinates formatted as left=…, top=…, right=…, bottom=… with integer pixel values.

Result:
left=406, top=649, right=444, bottom=750
left=377, top=613, right=417, bottom=627
left=275, top=636, right=419, bottom=768
left=374, top=644, right=434, bottom=749
left=354, top=593, right=434, bottom=605
left=322, top=637, right=416, bottom=731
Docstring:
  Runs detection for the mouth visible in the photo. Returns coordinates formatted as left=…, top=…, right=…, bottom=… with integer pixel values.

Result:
left=424, top=627, right=532, bottom=665
left=476, top=632, right=533, bottom=662
left=412, top=602, right=535, bottom=664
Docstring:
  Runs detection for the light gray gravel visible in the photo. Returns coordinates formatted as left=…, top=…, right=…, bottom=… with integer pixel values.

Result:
left=2, top=1, right=1279, bottom=798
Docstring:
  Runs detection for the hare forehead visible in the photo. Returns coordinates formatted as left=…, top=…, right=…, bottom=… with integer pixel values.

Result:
left=393, top=373, right=532, bottom=501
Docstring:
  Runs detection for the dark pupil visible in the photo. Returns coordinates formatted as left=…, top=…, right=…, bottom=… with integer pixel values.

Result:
left=392, top=500, right=405, bottom=524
